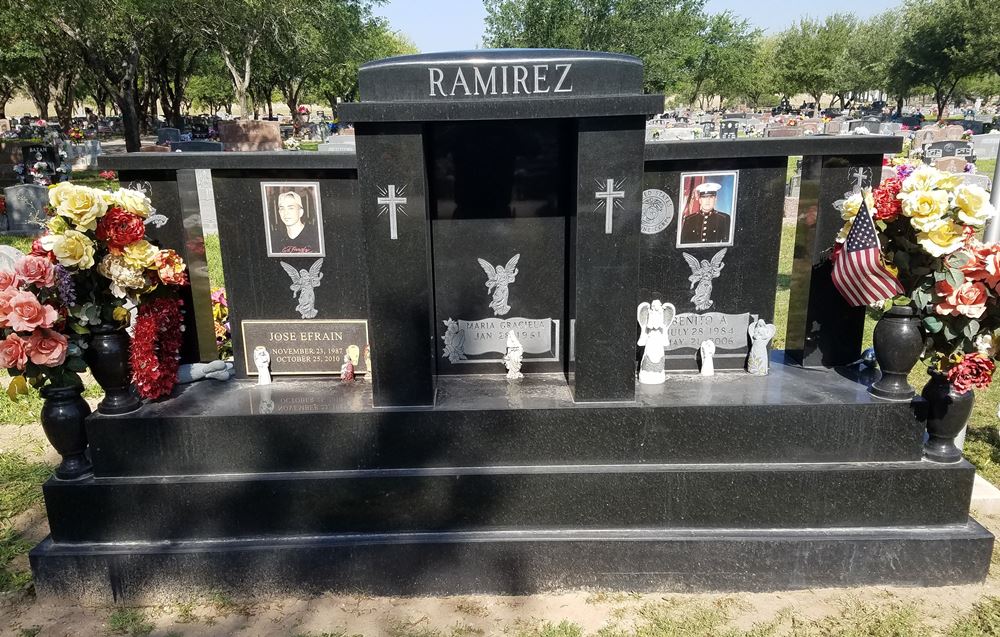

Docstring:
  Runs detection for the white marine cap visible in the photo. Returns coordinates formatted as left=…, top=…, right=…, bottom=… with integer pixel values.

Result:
left=694, top=182, right=722, bottom=194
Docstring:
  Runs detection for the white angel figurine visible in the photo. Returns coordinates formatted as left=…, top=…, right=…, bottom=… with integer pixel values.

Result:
left=503, top=331, right=524, bottom=380
left=280, top=258, right=324, bottom=319
left=253, top=346, right=272, bottom=386
left=683, top=248, right=727, bottom=311
left=477, top=254, right=520, bottom=316
left=747, top=319, right=776, bottom=376
left=699, top=340, right=716, bottom=376
left=636, top=300, right=676, bottom=384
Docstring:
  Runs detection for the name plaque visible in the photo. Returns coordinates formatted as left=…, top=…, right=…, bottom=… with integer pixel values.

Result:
left=242, top=319, right=369, bottom=376
left=665, top=312, right=751, bottom=351
left=442, top=317, right=559, bottom=363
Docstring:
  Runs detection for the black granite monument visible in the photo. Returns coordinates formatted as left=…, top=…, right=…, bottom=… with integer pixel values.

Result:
left=30, top=50, right=993, bottom=602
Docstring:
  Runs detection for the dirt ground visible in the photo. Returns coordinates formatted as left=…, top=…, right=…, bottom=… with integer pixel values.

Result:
left=3, top=421, right=1000, bottom=637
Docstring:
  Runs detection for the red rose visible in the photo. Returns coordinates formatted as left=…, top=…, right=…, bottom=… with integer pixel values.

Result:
left=880, top=177, right=903, bottom=196
left=96, top=206, right=145, bottom=250
left=873, top=186, right=902, bottom=222
left=947, top=353, right=996, bottom=393
left=30, top=236, right=56, bottom=263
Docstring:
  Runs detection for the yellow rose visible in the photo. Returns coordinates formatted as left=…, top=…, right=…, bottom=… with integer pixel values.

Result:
left=935, top=172, right=964, bottom=190
left=48, top=181, right=75, bottom=209
left=46, top=215, right=69, bottom=235
left=112, top=306, right=130, bottom=323
left=840, top=190, right=875, bottom=221
left=900, top=189, right=950, bottom=231
left=902, top=166, right=944, bottom=193
left=121, top=240, right=158, bottom=269
left=113, top=189, right=152, bottom=218
left=40, top=229, right=96, bottom=269
left=56, top=185, right=108, bottom=231
left=917, top=219, right=964, bottom=257
left=954, top=184, right=997, bottom=226
left=836, top=219, right=853, bottom=243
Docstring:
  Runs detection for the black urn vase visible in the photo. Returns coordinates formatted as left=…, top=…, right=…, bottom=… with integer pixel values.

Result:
left=85, top=323, right=141, bottom=415
left=39, top=384, right=93, bottom=480
left=869, top=305, right=924, bottom=401
left=922, top=372, right=975, bottom=463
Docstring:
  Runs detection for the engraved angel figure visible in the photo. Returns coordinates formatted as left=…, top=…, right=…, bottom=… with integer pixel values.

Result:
left=636, top=300, right=676, bottom=385
left=477, top=254, right=520, bottom=316
left=683, top=248, right=727, bottom=311
left=280, top=258, right=324, bottom=319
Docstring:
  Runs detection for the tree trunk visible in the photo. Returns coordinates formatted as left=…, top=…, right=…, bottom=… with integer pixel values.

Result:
left=117, top=87, right=142, bottom=152
left=895, top=97, right=903, bottom=118
left=266, top=94, right=273, bottom=119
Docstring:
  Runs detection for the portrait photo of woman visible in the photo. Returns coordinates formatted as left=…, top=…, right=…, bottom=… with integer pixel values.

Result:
left=261, top=182, right=325, bottom=257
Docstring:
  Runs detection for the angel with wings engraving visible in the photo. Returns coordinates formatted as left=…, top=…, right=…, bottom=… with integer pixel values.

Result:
left=477, top=253, right=520, bottom=316
left=683, top=248, right=727, bottom=311
left=280, top=258, right=324, bottom=319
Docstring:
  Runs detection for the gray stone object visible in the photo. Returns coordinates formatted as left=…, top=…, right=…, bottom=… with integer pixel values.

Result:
left=171, top=140, right=223, bottom=152
left=3, top=183, right=48, bottom=235
left=32, top=49, right=992, bottom=603
left=156, top=127, right=182, bottom=144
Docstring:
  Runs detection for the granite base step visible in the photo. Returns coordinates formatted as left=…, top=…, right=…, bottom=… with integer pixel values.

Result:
left=30, top=520, right=994, bottom=602
left=43, top=460, right=974, bottom=542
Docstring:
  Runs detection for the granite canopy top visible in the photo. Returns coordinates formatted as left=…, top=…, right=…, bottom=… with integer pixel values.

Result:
left=339, top=49, right=663, bottom=122
left=98, top=136, right=902, bottom=171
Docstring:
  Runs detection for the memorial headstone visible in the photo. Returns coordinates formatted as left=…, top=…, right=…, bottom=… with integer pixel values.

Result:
left=973, top=134, right=1000, bottom=160
left=218, top=120, right=282, bottom=151
left=933, top=156, right=968, bottom=173
left=18, top=144, right=59, bottom=184
left=2, top=183, right=48, bottom=235
left=765, top=126, right=802, bottom=138
left=823, top=120, right=844, bottom=135
left=942, top=124, right=966, bottom=141
left=720, top=120, right=739, bottom=139
left=923, top=140, right=974, bottom=164
left=962, top=172, right=992, bottom=190
left=156, top=128, right=182, bottom=145
left=880, top=122, right=902, bottom=135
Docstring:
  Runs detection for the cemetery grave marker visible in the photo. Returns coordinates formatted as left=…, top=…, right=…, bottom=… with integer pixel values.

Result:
left=923, top=140, right=974, bottom=164
left=2, top=183, right=48, bottom=235
left=720, top=120, right=739, bottom=139
left=31, top=49, right=992, bottom=602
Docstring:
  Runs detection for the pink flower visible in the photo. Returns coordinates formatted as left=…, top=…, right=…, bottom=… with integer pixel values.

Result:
left=0, top=269, right=19, bottom=290
left=0, top=288, right=17, bottom=327
left=14, top=255, right=55, bottom=287
left=25, top=328, right=67, bottom=367
left=935, top=280, right=989, bottom=319
left=6, top=290, right=58, bottom=332
left=0, top=333, right=28, bottom=370
left=947, top=352, right=996, bottom=393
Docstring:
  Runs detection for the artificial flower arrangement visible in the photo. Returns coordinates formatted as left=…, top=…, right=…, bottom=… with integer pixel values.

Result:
left=212, top=287, right=232, bottom=359
left=283, top=137, right=301, bottom=151
left=0, top=182, right=188, bottom=400
left=834, top=163, right=1000, bottom=392
left=67, top=128, right=86, bottom=144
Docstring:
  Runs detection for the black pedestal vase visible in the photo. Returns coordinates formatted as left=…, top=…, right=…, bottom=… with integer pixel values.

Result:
left=869, top=306, right=924, bottom=401
left=85, top=324, right=141, bottom=415
left=922, top=372, right=975, bottom=463
left=39, top=385, right=93, bottom=480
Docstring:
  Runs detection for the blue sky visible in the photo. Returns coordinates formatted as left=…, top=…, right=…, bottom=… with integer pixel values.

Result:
left=375, top=0, right=904, bottom=53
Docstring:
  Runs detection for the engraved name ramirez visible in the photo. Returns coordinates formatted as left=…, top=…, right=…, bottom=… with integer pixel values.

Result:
left=428, top=64, right=573, bottom=97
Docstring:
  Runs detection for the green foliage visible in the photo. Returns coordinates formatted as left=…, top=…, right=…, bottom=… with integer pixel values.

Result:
left=105, top=608, right=155, bottom=637
left=775, top=14, right=856, bottom=106
left=0, top=452, right=53, bottom=592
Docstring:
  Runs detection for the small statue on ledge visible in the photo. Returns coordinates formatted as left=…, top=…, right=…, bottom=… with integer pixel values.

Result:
left=363, top=345, right=372, bottom=382
left=503, top=331, right=524, bottom=381
left=746, top=319, right=776, bottom=376
left=699, top=340, right=716, bottom=376
left=253, top=346, right=272, bottom=385
left=637, top=300, right=675, bottom=384
left=341, top=354, right=355, bottom=383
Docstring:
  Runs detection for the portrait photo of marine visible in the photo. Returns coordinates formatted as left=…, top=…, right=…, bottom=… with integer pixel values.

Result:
left=261, top=182, right=325, bottom=257
left=676, top=171, right=738, bottom=248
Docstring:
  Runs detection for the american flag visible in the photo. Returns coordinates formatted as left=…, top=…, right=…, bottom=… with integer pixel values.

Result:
left=832, top=200, right=903, bottom=306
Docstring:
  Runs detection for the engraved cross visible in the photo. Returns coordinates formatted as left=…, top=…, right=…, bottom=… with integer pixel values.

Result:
left=595, top=179, right=624, bottom=235
left=376, top=184, right=407, bottom=240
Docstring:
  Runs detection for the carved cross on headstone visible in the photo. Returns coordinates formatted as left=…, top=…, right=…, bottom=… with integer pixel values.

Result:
left=594, top=178, right=625, bottom=235
left=376, top=184, right=407, bottom=240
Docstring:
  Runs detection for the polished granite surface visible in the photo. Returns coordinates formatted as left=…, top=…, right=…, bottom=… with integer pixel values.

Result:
left=119, top=353, right=882, bottom=419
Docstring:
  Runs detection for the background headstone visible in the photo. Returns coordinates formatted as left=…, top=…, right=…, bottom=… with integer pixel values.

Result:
left=171, top=140, right=223, bottom=152
left=942, top=124, right=965, bottom=141
left=2, top=183, right=48, bottom=235
left=156, top=128, right=182, bottom=145
left=923, top=140, right=974, bottom=164
left=962, top=172, right=993, bottom=190
left=218, top=120, right=282, bottom=152
left=720, top=120, right=739, bottom=139
left=933, top=156, right=968, bottom=173
left=765, top=127, right=802, bottom=138
left=973, top=134, right=1000, bottom=160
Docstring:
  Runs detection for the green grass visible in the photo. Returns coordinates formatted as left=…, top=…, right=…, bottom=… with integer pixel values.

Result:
left=205, top=233, right=225, bottom=289
left=105, top=608, right=154, bottom=637
left=0, top=234, right=35, bottom=253
left=0, top=452, right=53, bottom=592
left=977, top=158, right=996, bottom=180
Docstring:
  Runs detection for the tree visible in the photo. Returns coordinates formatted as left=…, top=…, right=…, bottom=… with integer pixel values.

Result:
left=483, top=0, right=707, bottom=94
left=38, top=0, right=172, bottom=150
left=893, top=0, right=981, bottom=117
left=683, top=12, right=759, bottom=106
left=730, top=35, right=779, bottom=107
left=775, top=14, right=856, bottom=109
left=188, top=57, right=236, bottom=115
left=146, top=27, right=206, bottom=128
